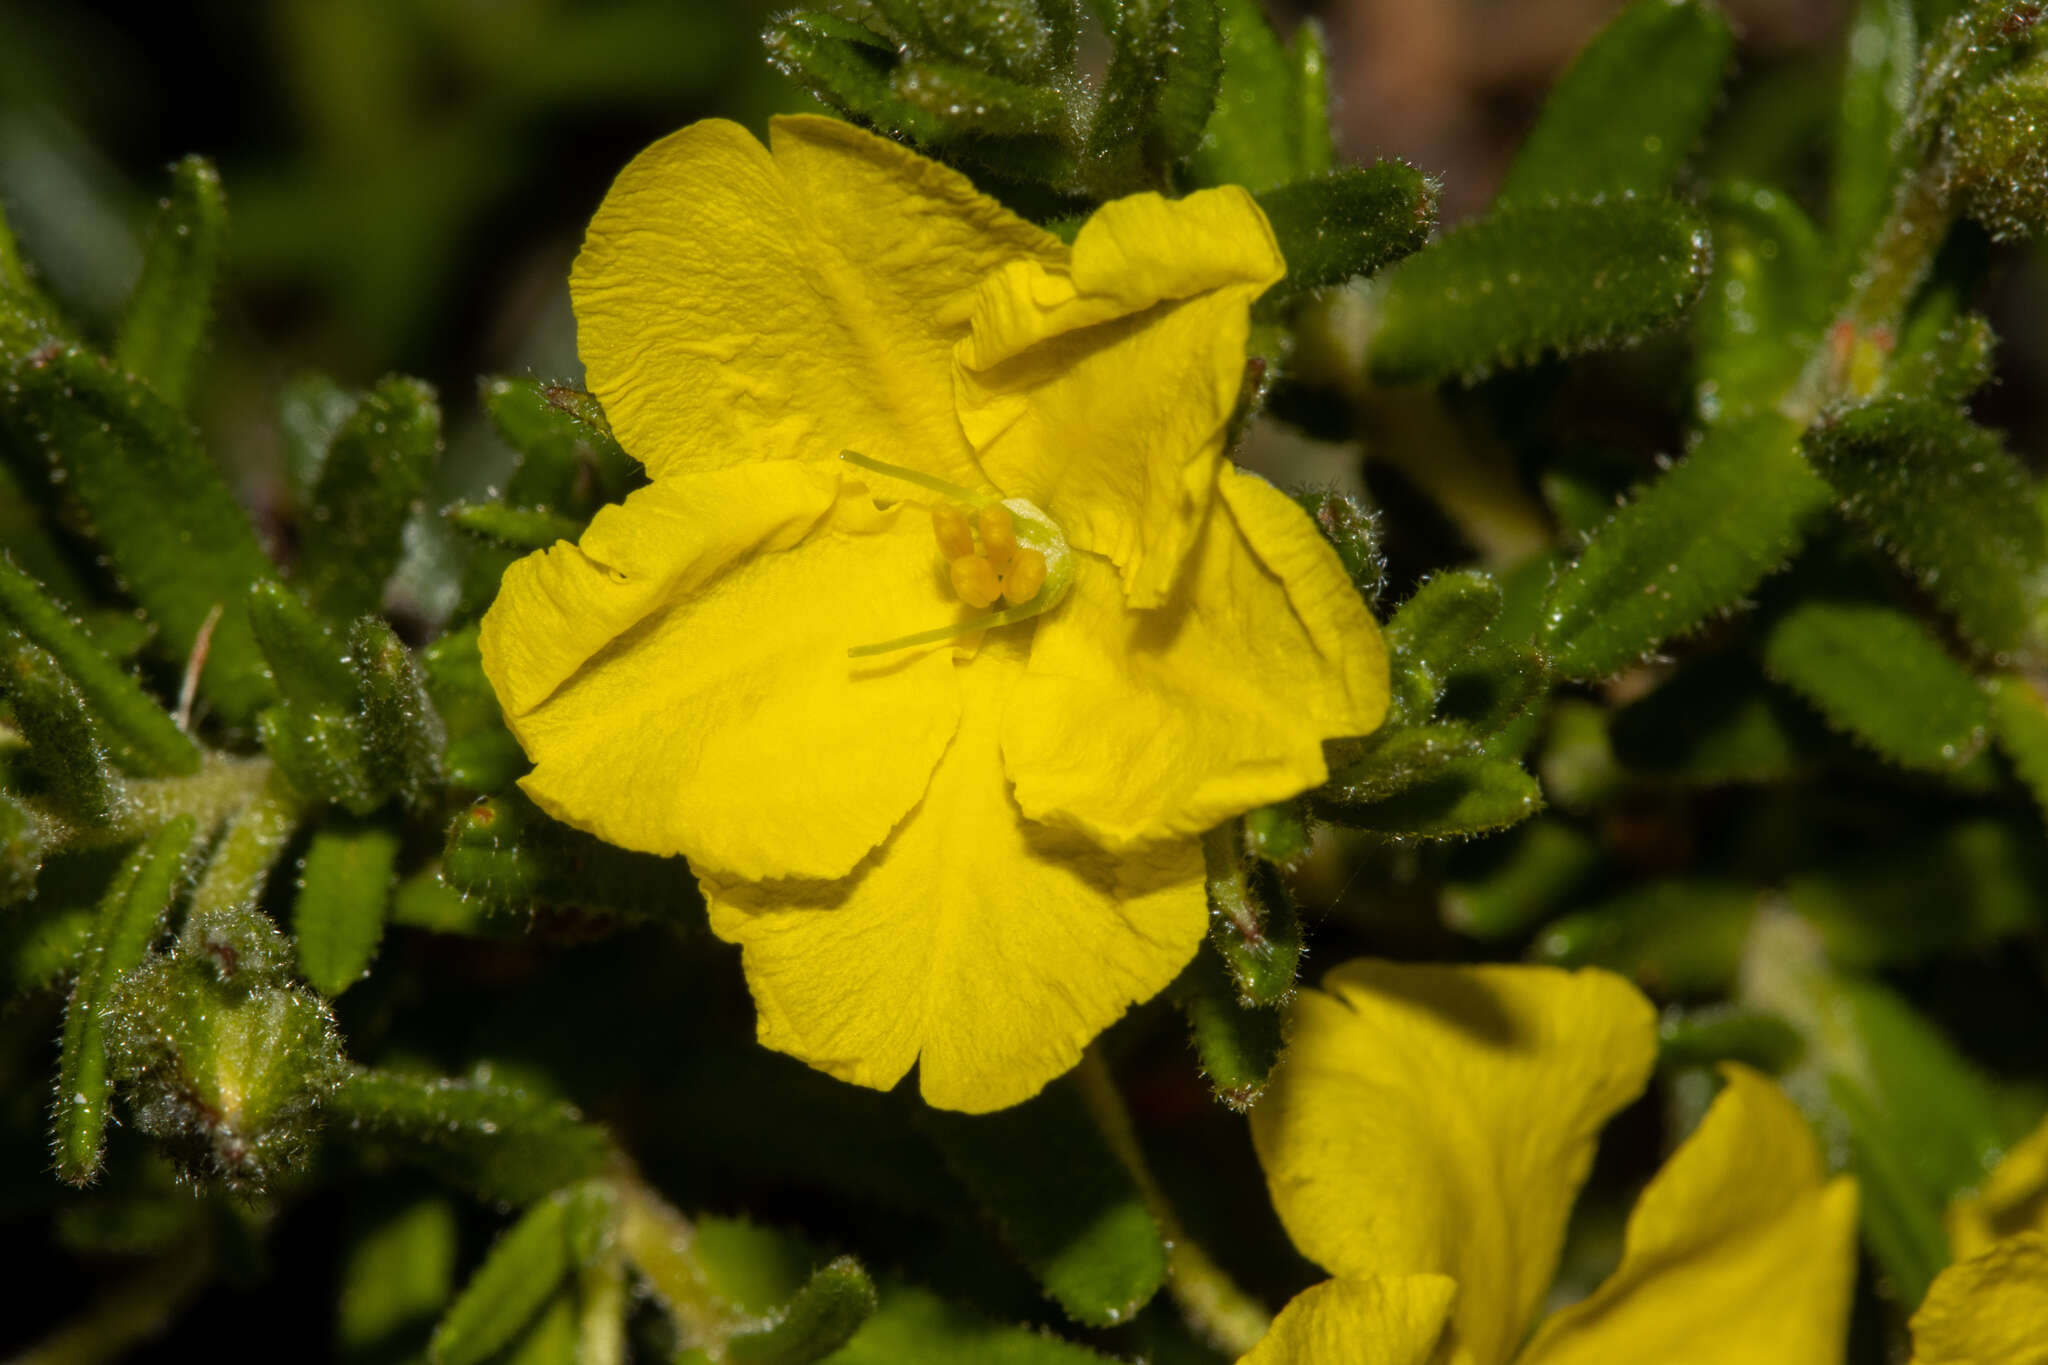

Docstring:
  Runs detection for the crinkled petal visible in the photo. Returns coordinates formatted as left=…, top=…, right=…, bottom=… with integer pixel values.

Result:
left=701, top=643, right=1207, bottom=1113
left=1949, top=1112, right=2048, bottom=1260
left=1237, top=1275, right=1459, bottom=1365
left=955, top=188, right=1285, bottom=607
left=480, top=461, right=962, bottom=882
left=574, top=114, right=1061, bottom=487
left=1249, top=961, right=1656, bottom=1365
left=1908, top=1234, right=2048, bottom=1365
left=1519, top=1065, right=1859, bottom=1365
left=1004, top=466, right=1388, bottom=850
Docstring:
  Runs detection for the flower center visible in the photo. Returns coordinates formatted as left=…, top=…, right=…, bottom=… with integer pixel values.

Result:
left=839, top=451, right=1074, bottom=658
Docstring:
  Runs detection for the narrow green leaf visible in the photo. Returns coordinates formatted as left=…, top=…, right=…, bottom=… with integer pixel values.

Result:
left=1187, top=0, right=1298, bottom=192
left=1944, top=61, right=2048, bottom=240
left=1368, top=197, right=1712, bottom=385
left=2, top=634, right=122, bottom=823
left=1534, top=879, right=1759, bottom=998
left=329, top=1067, right=613, bottom=1206
left=1543, top=411, right=1831, bottom=679
left=1147, top=0, right=1223, bottom=168
left=1693, top=181, right=1831, bottom=425
left=441, top=793, right=692, bottom=923
left=765, top=14, right=947, bottom=147
left=0, top=347, right=278, bottom=724
left=1789, top=816, right=2046, bottom=966
left=1242, top=799, right=1309, bottom=865
left=1804, top=398, right=2046, bottom=658
left=246, top=580, right=358, bottom=711
left=1497, top=0, right=1734, bottom=204
left=114, top=156, right=227, bottom=410
left=503, top=1291, right=577, bottom=1365
left=726, top=1257, right=878, bottom=1365
left=1172, top=947, right=1284, bottom=1111
left=340, top=1196, right=460, bottom=1362
left=1441, top=818, right=1600, bottom=939
left=911, top=0, right=1071, bottom=81
left=53, top=817, right=196, bottom=1184
left=1083, top=0, right=1164, bottom=182
left=350, top=618, right=445, bottom=812
left=1316, top=755, right=1542, bottom=838
left=1384, top=570, right=1502, bottom=719
left=1290, top=18, right=1334, bottom=175
left=1990, top=672, right=2048, bottom=826
left=1292, top=488, right=1384, bottom=604
left=2, top=902, right=92, bottom=994
left=1832, top=1076, right=1950, bottom=1307
left=891, top=60, right=1069, bottom=139
left=421, top=625, right=524, bottom=794
left=832, top=1283, right=1115, bottom=1364
left=0, top=555, right=198, bottom=775
left=1884, top=308, right=1996, bottom=404
left=278, top=374, right=358, bottom=503
left=259, top=703, right=378, bottom=815
left=923, top=1077, right=1166, bottom=1328
left=430, top=1193, right=574, bottom=1365
left=1657, top=1005, right=1806, bottom=1073
left=298, top=377, right=441, bottom=621
left=1760, top=589, right=1989, bottom=771
left=1323, top=723, right=1480, bottom=804
left=0, top=457, right=92, bottom=607
left=1610, top=649, right=1832, bottom=783
left=293, top=818, right=399, bottom=997
left=1256, top=164, right=1435, bottom=296
left=446, top=501, right=581, bottom=552
left=1439, top=645, right=1551, bottom=742
left=1832, top=0, right=1918, bottom=261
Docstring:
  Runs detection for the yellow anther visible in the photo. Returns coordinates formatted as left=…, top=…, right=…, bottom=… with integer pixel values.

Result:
left=932, top=505, right=975, bottom=561
left=949, top=554, right=1003, bottom=610
left=1001, top=547, right=1047, bottom=604
left=976, top=504, right=1018, bottom=568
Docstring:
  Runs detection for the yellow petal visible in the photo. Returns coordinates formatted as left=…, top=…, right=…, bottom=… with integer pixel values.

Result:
left=955, top=188, right=1285, bottom=607
left=1518, top=1065, right=1859, bottom=1365
left=1237, top=1275, right=1459, bottom=1365
left=573, top=114, right=1061, bottom=487
left=701, top=644, right=1207, bottom=1113
left=1003, top=466, right=1388, bottom=850
left=1908, top=1234, right=2048, bottom=1365
left=1249, top=961, right=1656, bottom=1365
left=1949, top=1112, right=2048, bottom=1260
left=480, top=461, right=963, bottom=882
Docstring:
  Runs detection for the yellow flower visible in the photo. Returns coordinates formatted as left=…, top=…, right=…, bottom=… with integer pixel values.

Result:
left=1240, top=961, right=1859, bottom=1365
left=1903, top=1115, right=2048, bottom=1364
left=478, top=115, right=1389, bottom=1113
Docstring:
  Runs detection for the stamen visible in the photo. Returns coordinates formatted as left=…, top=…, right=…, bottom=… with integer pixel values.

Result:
left=977, top=504, right=1018, bottom=568
left=1002, top=548, right=1047, bottom=604
left=931, top=505, right=975, bottom=560
left=840, top=450, right=991, bottom=504
left=949, top=555, right=1002, bottom=610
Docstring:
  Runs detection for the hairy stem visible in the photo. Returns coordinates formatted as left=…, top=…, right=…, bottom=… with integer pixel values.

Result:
left=1074, top=1047, right=1273, bottom=1355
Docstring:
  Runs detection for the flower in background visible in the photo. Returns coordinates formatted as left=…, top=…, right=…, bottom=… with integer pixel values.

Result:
left=479, top=115, right=1388, bottom=1112
left=1241, top=960, right=1859, bottom=1364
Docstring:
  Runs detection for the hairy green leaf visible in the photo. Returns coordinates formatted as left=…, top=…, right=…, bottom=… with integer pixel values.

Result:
left=1256, top=164, right=1435, bottom=296
left=246, top=580, right=358, bottom=712
left=911, top=0, right=1073, bottom=82
left=0, top=347, right=278, bottom=724
left=293, top=818, right=398, bottom=997
left=726, top=1257, right=878, bottom=1365
left=1885, top=307, right=1996, bottom=405
left=1760, top=589, right=1989, bottom=771
left=1535, top=879, right=1759, bottom=998
left=2, top=634, right=122, bottom=823
left=1188, top=0, right=1315, bottom=191
left=0, top=555, right=198, bottom=776
left=1693, top=182, right=1831, bottom=425
left=350, top=617, right=445, bottom=811
left=330, top=1067, right=614, bottom=1206
left=445, top=501, right=580, bottom=552
left=52, top=818, right=195, bottom=1184
left=765, top=13, right=947, bottom=146
left=442, top=793, right=692, bottom=923
left=1833, top=0, right=1918, bottom=262
left=891, top=60, right=1070, bottom=139
left=924, top=1077, right=1165, bottom=1327
left=1172, top=948, right=1284, bottom=1111
left=298, top=377, right=441, bottom=621
left=1204, top=826, right=1302, bottom=1006
left=1804, top=398, right=2046, bottom=658
left=1944, top=60, right=2048, bottom=240
left=1292, top=488, right=1384, bottom=604
left=1323, top=723, right=1480, bottom=804
left=1543, top=412, right=1830, bottom=679
left=1442, top=818, right=1600, bottom=940
left=1368, top=197, right=1712, bottom=385
left=278, top=374, right=359, bottom=503
left=430, top=1191, right=574, bottom=1365
left=1657, top=1005, right=1806, bottom=1073
left=1317, top=755, right=1542, bottom=838
left=259, top=703, right=378, bottom=815
left=2, top=900, right=92, bottom=994
left=1384, top=570, right=1504, bottom=720
left=1497, top=0, right=1734, bottom=204
left=1147, top=0, right=1223, bottom=169
left=1990, top=672, right=2048, bottom=826
left=114, top=156, right=227, bottom=411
